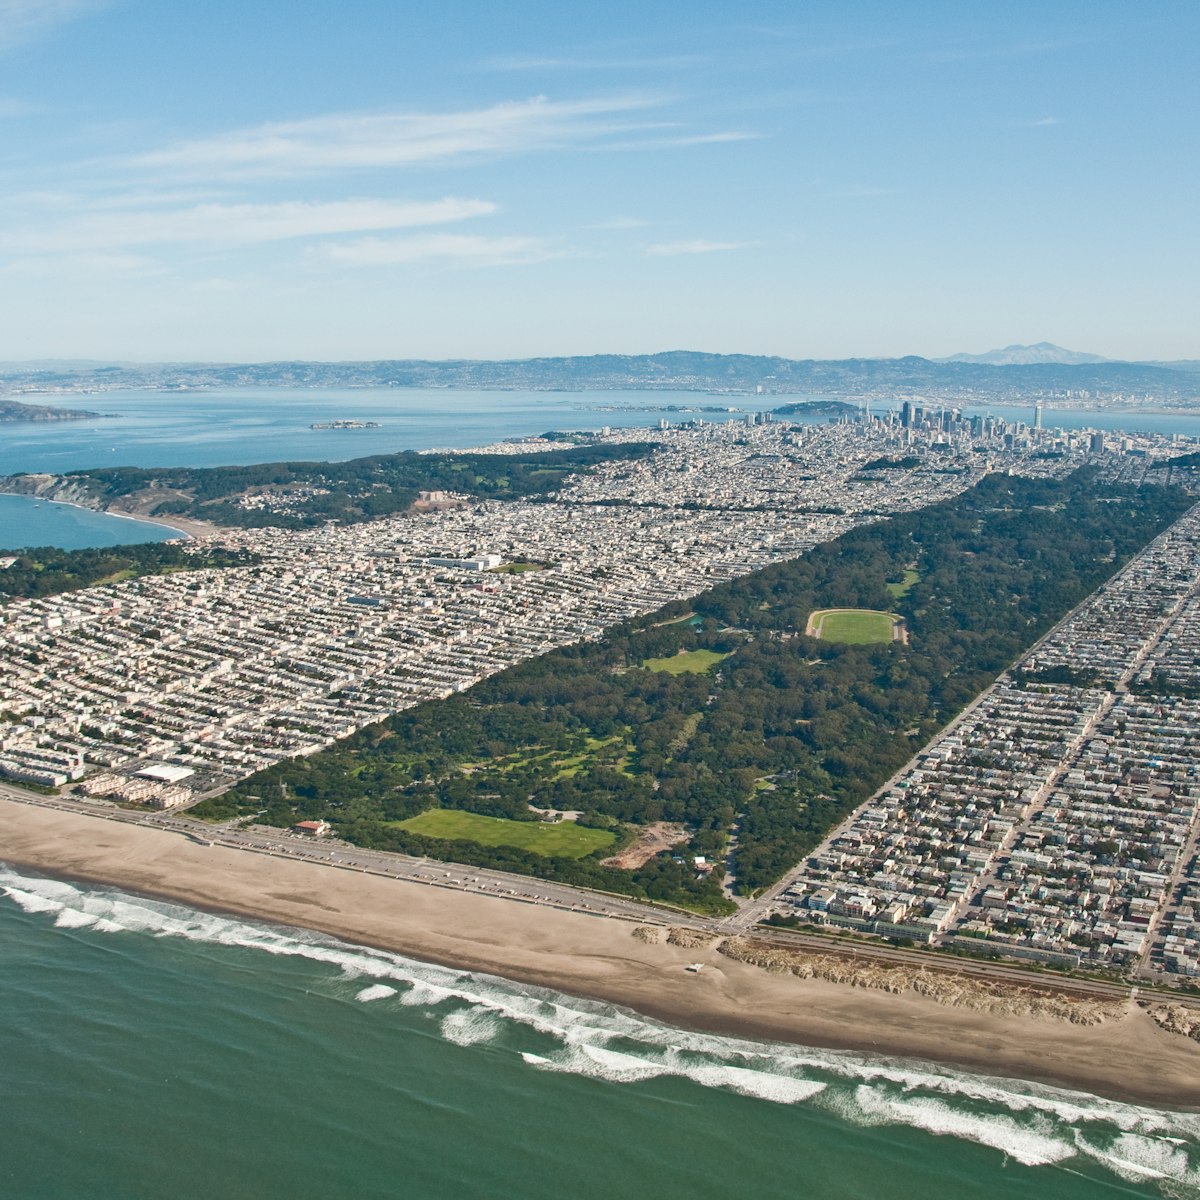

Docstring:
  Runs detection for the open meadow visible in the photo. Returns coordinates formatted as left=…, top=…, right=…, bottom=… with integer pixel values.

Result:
left=642, top=649, right=730, bottom=674
left=396, top=809, right=616, bottom=858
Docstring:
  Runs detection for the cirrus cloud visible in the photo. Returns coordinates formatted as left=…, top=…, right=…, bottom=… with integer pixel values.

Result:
left=133, top=95, right=667, bottom=179
left=0, top=0, right=106, bottom=52
left=4, top=197, right=497, bottom=255
left=645, top=239, right=752, bottom=257
left=321, top=233, right=561, bottom=269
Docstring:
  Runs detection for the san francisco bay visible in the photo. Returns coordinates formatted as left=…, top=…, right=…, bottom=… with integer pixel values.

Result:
left=5, top=386, right=1200, bottom=553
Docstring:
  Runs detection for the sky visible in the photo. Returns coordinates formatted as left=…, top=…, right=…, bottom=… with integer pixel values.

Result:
left=0, top=0, right=1196, bottom=363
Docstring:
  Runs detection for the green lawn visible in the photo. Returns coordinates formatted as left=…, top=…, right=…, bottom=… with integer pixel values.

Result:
left=489, top=561, right=546, bottom=574
left=642, top=648, right=731, bottom=675
left=808, top=608, right=900, bottom=644
left=886, top=568, right=920, bottom=599
left=396, top=809, right=615, bottom=858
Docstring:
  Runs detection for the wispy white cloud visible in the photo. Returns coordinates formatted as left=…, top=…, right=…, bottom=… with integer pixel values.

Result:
left=0, top=0, right=106, bottom=52
left=4, top=197, right=495, bottom=255
left=645, top=239, right=751, bottom=257
left=2, top=250, right=162, bottom=279
left=0, top=95, right=39, bottom=117
left=924, top=36, right=1096, bottom=65
left=1023, top=116, right=1060, bottom=127
left=602, top=130, right=763, bottom=152
left=585, top=216, right=649, bottom=230
left=321, top=233, right=561, bottom=269
left=486, top=53, right=706, bottom=72
left=132, top=96, right=666, bottom=179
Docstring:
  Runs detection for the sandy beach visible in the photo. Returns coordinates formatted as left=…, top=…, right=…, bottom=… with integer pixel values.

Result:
left=100, top=505, right=224, bottom=540
left=2, top=796, right=1198, bottom=1110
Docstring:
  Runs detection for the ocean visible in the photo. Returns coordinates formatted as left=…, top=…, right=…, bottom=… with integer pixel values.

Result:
left=3, top=388, right=1200, bottom=1196
left=2, top=865, right=1197, bottom=1200
left=0, top=493, right=177, bottom=553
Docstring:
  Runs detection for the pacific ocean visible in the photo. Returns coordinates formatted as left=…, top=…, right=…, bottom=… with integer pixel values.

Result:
left=1, top=866, right=1195, bottom=1200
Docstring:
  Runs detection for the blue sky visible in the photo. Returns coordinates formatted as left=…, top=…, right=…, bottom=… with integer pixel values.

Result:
left=1, top=0, right=1196, bottom=362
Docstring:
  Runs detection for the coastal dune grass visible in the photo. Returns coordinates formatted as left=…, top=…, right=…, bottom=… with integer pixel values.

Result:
left=395, top=809, right=616, bottom=858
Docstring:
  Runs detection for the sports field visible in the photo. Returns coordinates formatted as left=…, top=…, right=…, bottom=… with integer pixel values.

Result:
left=642, top=648, right=730, bottom=674
left=805, top=608, right=903, bottom=644
left=396, top=809, right=615, bottom=858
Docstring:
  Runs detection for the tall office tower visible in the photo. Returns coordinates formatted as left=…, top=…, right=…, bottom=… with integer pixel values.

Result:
left=1034, top=403, right=1044, bottom=430
left=900, top=400, right=913, bottom=428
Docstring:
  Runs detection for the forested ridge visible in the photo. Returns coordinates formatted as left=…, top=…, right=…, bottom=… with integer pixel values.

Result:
left=15, top=442, right=654, bottom=529
left=194, top=471, right=1191, bottom=910
left=0, top=542, right=256, bottom=601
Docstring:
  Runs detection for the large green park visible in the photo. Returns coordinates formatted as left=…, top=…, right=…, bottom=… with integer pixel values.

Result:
left=195, top=470, right=1191, bottom=912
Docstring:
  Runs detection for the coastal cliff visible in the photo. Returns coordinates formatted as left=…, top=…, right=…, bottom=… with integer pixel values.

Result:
left=0, top=472, right=103, bottom=507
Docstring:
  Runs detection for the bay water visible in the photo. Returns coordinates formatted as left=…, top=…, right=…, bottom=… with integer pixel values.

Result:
left=4, top=386, right=1199, bottom=552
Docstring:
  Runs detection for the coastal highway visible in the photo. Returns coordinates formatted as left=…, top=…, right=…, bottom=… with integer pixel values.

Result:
left=0, top=781, right=709, bottom=931
left=4, top=780, right=1200, bottom=1009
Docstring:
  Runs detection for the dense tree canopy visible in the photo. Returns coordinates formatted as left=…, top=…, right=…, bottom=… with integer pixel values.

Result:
left=0, top=542, right=256, bottom=601
left=194, top=470, right=1191, bottom=906
left=44, top=442, right=655, bottom=529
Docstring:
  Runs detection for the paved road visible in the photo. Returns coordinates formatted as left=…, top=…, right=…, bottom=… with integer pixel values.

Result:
left=0, top=782, right=707, bottom=930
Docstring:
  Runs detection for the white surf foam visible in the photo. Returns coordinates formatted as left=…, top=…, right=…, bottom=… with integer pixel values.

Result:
left=440, top=1006, right=502, bottom=1047
left=1082, top=1132, right=1200, bottom=1187
left=355, top=984, right=397, bottom=1003
left=53, top=907, right=99, bottom=929
left=846, top=1084, right=1074, bottom=1167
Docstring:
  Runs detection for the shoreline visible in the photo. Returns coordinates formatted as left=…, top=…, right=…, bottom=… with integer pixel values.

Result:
left=104, top=505, right=223, bottom=540
left=0, top=487, right=233, bottom=543
left=0, top=490, right=194, bottom=542
left=2, top=797, right=1198, bottom=1111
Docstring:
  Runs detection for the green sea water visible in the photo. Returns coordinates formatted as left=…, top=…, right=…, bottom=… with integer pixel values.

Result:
left=2, top=866, right=1197, bottom=1200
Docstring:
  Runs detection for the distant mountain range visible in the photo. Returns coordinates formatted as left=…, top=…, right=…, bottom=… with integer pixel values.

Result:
left=1, top=349, right=1198, bottom=408
left=939, top=343, right=1111, bottom=367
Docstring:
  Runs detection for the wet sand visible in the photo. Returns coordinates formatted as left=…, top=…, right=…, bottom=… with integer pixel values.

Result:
left=2, top=796, right=1198, bottom=1110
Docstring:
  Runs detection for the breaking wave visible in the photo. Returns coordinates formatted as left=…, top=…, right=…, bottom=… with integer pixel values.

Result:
left=3, top=863, right=1198, bottom=1194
